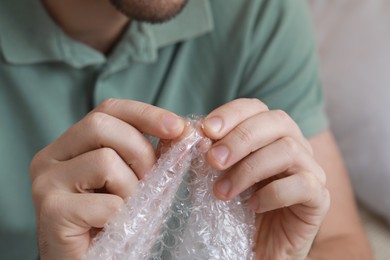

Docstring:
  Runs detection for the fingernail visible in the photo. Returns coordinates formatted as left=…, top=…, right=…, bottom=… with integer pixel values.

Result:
left=217, top=179, right=231, bottom=198
left=163, top=114, right=182, bottom=133
left=210, top=145, right=229, bottom=165
left=204, top=117, right=223, bottom=134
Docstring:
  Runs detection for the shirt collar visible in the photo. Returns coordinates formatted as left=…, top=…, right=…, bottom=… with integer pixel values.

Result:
left=0, top=0, right=213, bottom=68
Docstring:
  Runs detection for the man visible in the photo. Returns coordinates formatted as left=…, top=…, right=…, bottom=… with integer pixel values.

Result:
left=0, top=0, right=372, bottom=259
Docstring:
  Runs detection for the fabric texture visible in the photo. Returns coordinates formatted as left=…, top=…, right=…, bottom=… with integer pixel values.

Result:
left=308, top=0, right=390, bottom=225
left=0, top=0, right=327, bottom=258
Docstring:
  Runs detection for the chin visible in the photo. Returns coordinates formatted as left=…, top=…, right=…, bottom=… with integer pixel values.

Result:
left=109, top=0, right=188, bottom=23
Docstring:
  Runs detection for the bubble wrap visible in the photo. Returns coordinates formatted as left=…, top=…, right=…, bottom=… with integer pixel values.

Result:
left=84, top=117, right=256, bottom=260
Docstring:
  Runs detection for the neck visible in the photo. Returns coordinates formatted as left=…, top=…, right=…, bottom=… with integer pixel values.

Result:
left=42, top=0, right=130, bottom=54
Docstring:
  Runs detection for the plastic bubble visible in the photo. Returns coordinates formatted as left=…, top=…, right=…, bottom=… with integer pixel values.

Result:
left=84, top=116, right=256, bottom=260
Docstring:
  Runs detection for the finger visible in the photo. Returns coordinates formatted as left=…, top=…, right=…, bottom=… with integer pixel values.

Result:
left=207, top=110, right=311, bottom=170
left=38, top=193, right=123, bottom=259
left=40, top=193, right=123, bottom=235
left=45, top=112, right=156, bottom=177
left=93, top=98, right=185, bottom=138
left=63, top=193, right=123, bottom=229
left=52, top=148, right=139, bottom=199
left=247, top=172, right=330, bottom=216
left=214, top=137, right=325, bottom=200
left=202, top=98, right=268, bottom=140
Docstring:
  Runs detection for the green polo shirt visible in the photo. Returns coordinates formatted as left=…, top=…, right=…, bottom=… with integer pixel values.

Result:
left=0, top=0, right=328, bottom=258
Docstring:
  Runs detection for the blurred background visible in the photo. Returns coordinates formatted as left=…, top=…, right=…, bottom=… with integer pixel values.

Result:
left=307, top=1, right=390, bottom=259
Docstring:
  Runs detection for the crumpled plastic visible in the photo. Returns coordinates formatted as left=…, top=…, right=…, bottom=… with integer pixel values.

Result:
left=84, top=116, right=256, bottom=260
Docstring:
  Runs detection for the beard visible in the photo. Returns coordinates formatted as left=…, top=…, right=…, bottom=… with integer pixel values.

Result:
left=109, top=0, right=188, bottom=23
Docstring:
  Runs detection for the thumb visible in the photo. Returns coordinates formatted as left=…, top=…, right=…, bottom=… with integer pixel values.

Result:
left=38, top=193, right=123, bottom=260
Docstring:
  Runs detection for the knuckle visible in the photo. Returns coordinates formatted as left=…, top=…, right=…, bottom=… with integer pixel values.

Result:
left=304, top=140, right=314, bottom=156
left=239, top=157, right=258, bottom=185
left=301, top=172, right=320, bottom=197
left=97, top=147, right=118, bottom=161
left=274, top=109, right=290, bottom=122
left=311, top=181, right=330, bottom=215
left=96, top=148, right=121, bottom=174
left=137, top=142, right=155, bottom=162
left=234, top=124, right=253, bottom=146
left=85, top=112, right=110, bottom=141
left=235, top=98, right=268, bottom=111
left=270, top=183, right=284, bottom=207
left=249, top=98, right=269, bottom=111
left=322, top=187, right=331, bottom=212
left=31, top=168, right=59, bottom=204
left=29, top=150, right=47, bottom=180
left=282, top=137, right=301, bottom=159
left=86, top=112, right=109, bottom=130
left=97, top=98, right=119, bottom=112
left=109, top=196, right=124, bottom=212
left=274, top=110, right=296, bottom=128
left=31, top=176, right=47, bottom=203
left=317, top=166, right=327, bottom=185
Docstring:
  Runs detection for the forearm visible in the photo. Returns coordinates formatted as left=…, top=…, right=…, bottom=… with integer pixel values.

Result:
left=308, top=235, right=372, bottom=260
left=308, top=131, right=373, bottom=260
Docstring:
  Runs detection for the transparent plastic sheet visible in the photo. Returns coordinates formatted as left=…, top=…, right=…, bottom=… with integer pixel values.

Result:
left=84, top=116, right=256, bottom=260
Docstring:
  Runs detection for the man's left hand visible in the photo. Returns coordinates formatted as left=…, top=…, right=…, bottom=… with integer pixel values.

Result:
left=203, top=98, right=330, bottom=259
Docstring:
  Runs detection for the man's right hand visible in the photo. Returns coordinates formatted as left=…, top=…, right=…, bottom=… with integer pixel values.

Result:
left=30, top=99, right=185, bottom=260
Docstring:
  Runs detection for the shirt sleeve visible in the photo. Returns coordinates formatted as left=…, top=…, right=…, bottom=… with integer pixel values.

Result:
left=237, top=0, right=328, bottom=138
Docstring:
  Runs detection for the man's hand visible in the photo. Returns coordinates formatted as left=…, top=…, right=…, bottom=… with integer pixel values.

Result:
left=203, top=98, right=330, bottom=259
left=30, top=99, right=185, bottom=260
